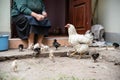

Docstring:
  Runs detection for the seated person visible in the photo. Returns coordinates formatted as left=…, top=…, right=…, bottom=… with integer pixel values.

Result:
left=11, top=0, right=51, bottom=49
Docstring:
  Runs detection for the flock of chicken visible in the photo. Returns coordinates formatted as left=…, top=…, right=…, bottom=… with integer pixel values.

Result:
left=12, top=23, right=119, bottom=72
left=65, top=23, right=119, bottom=62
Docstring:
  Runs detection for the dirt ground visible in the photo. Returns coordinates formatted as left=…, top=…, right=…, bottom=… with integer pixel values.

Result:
left=0, top=47, right=120, bottom=80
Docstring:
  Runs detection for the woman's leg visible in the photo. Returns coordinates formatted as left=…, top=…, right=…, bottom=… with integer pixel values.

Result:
left=27, top=33, right=34, bottom=49
left=12, top=14, right=31, bottom=40
left=37, top=35, right=44, bottom=46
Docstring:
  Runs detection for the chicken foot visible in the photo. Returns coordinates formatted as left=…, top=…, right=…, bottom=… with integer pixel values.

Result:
left=78, top=53, right=84, bottom=59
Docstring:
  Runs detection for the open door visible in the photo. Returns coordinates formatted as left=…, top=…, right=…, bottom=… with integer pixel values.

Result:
left=69, top=0, right=91, bottom=34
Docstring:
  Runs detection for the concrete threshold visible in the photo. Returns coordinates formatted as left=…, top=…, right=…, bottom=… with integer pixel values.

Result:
left=9, top=37, right=69, bottom=49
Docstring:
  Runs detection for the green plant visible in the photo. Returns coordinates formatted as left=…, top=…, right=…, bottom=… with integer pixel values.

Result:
left=0, top=71, right=24, bottom=80
left=0, top=71, right=9, bottom=80
left=42, top=74, right=97, bottom=80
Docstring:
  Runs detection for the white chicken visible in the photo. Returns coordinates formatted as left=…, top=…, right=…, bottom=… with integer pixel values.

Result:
left=84, top=30, right=94, bottom=46
left=65, top=24, right=93, bottom=58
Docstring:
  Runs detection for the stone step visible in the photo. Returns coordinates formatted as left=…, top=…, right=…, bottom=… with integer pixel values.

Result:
left=9, top=37, right=69, bottom=49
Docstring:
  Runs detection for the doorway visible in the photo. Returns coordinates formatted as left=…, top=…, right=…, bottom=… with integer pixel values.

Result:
left=11, top=0, right=91, bottom=38
left=44, top=0, right=68, bottom=36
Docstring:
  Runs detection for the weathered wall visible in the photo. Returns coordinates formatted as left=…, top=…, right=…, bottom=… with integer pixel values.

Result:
left=0, top=0, right=10, bottom=36
left=97, top=0, right=120, bottom=43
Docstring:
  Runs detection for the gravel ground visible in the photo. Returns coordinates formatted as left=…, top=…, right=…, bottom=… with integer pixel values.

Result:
left=0, top=47, right=120, bottom=80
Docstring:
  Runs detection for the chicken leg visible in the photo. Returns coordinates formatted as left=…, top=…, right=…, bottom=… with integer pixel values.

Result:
left=69, top=50, right=77, bottom=57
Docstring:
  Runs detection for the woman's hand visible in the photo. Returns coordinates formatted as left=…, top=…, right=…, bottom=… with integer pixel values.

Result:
left=35, top=14, right=45, bottom=21
left=42, top=11, right=47, bottom=18
left=31, top=12, right=45, bottom=21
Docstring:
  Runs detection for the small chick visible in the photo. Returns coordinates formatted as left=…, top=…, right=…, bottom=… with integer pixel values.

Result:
left=49, top=50, right=55, bottom=62
left=11, top=60, right=18, bottom=72
left=113, top=42, right=119, bottom=49
left=18, top=44, right=24, bottom=52
left=33, top=43, right=41, bottom=57
left=67, top=50, right=71, bottom=56
left=114, top=62, right=120, bottom=65
left=53, top=39, right=61, bottom=50
left=91, top=53, right=100, bottom=62
left=33, top=48, right=41, bottom=57
left=66, top=50, right=74, bottom=57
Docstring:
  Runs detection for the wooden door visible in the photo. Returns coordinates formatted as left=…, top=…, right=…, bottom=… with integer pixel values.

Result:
left=69, top=0, right=91, bottom=34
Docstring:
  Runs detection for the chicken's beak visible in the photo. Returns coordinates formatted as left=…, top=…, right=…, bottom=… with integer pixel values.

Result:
left=65, top=24, right=69, bottom=28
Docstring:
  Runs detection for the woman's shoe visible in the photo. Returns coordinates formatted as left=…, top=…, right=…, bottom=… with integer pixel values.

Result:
left=33, top=43, right=40, bottom=49
left=40, top=44, right=49, bottom=51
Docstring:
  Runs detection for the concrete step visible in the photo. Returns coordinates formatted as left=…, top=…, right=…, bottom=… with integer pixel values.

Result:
left=0, top=47, right=74, bottom=62
left=0, top=46, right=92, bottom=62
left=9, top=37, right=69, bottom=49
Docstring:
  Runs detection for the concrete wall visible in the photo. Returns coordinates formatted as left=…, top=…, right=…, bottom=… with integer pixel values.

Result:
left=97, top=0, right=120, bottom=43
left=0, top=0, right=10, bottom=37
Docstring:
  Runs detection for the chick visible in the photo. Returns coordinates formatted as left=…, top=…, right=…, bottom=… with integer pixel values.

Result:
left=53, top=39, right=61, bottom=50
left=91, top=53, right=100, bottom=62
left=33, top=43, right=41, bottom=57
left=18, top=44, right=24, bottom=52
left=114, top=62, right=120, bottom=65
left=67, top=50, right=71, bottom=57
left=49, top=50, right=55, bottom=62
left=113, top=42, right=119, bottom=49
left=11, top=60, right=18, bottom=72
left=33, top=48, right=41, bottom=57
